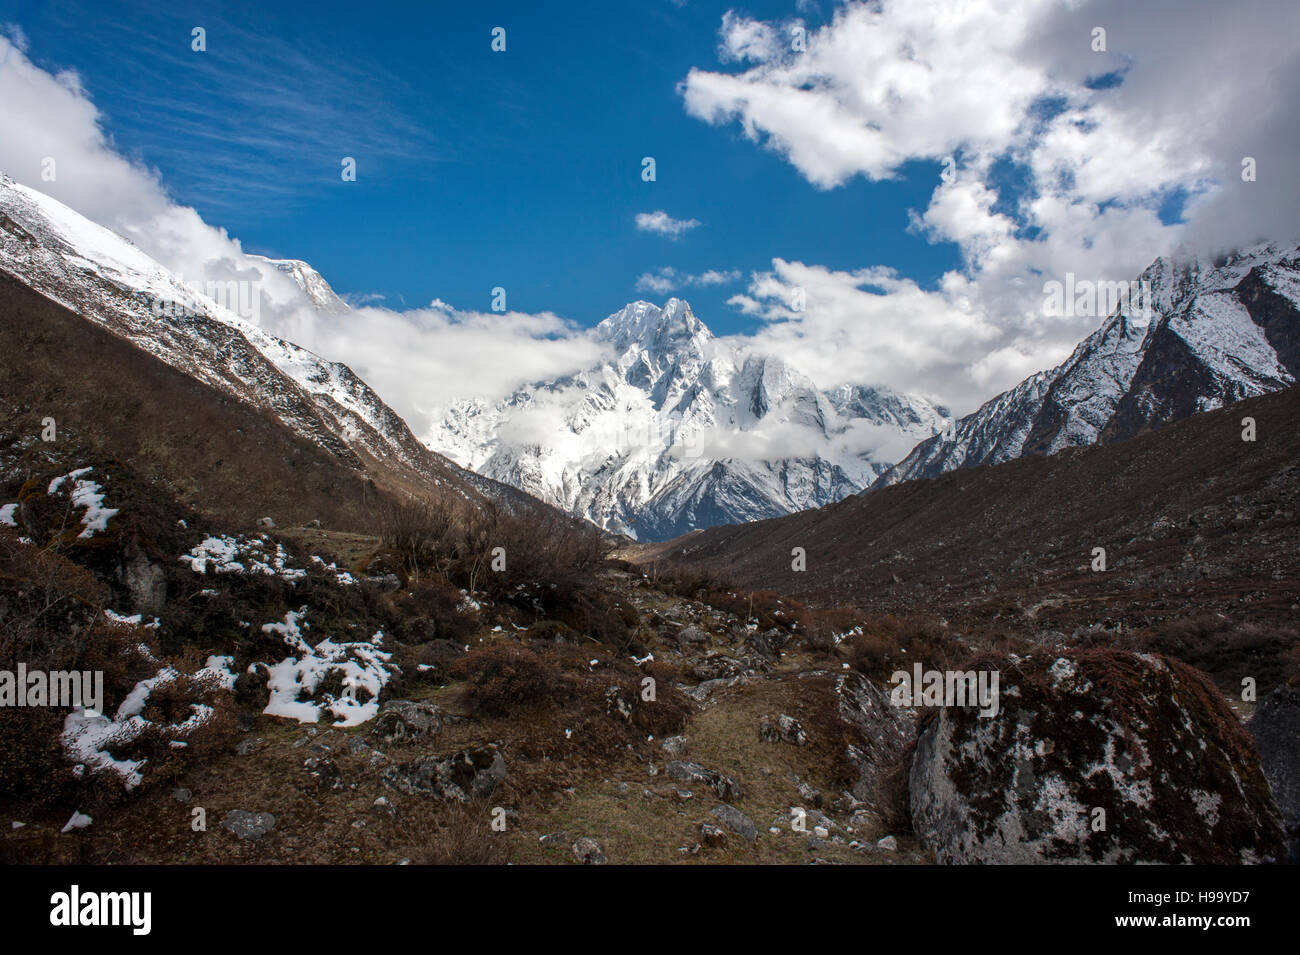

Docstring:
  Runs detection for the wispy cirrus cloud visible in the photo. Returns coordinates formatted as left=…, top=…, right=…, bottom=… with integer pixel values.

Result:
left=0, top=32, right=603, bottom=436
left=6, top=10, right=450, bottom=215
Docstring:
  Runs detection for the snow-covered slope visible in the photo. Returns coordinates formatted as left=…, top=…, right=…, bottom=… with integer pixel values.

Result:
left=875, top=245, right=1300, bottom=487
left=0, top=174, right=533, bottom=514
left=428, top=298, right=951, bottom=539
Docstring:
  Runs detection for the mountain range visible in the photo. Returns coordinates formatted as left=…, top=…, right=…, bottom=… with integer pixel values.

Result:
left=0, top=173, right=540, bottom=522
left=3, top=172, right=1297, bottom=543
left=427, top=299, right=952, bottom=540
left=875, top=245, right=1300, bottom=487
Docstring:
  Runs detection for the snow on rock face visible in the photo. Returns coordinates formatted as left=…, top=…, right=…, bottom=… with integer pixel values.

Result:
left=252, top=608, right=394, bottom=727
left=245, top=254, right=349, bottom=314
left=428, top=298, right=951, bottom=539
left=909, top=649, right=1286, bottom=864
left=0, top=177, right=512, bottom=514
left=878, top=245, right=1300, bottom=487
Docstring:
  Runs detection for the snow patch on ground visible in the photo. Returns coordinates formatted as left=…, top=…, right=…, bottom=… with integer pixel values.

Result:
left=180, top=534, right=306, bottom=582
left=61, top=657, right=235, bottom=790
left=253, top=608, right=395, bottom=727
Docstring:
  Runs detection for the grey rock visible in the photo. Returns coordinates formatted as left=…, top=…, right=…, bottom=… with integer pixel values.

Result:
left=120, top=553, right=166, bottom=613
left=710, top=804, right=757, bottom=842
left=255, top=517, right=276, bottom=529
left=666, top=760, right=743, bottom=801
left=171, top=787, right=192, bottom=804
left=836, top=671, right=916, bottom=809
left=1250, top=686, right=1300, bottom=864
left=677, top=626, right=708, bottom=646
left=372, top=700, right=443, bottom=744
left=698, top=821, right=728, bottom=846
left=660, top=735, right=688, bottom=757
left=539, top=831, right=568, bottom=847
left=572, top=836, right=607, bottom=865
left=382, top=747, right=506, bottom=802
left=221, top=810, right=275, bottom=840
left=911, top=651, right=1287, bottom=864
left=759, top=713, right=807, bottom=746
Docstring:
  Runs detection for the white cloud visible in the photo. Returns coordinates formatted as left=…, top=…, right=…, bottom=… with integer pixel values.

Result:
left=682, top=0, right=1300, bottom=411
left=0, top=33, right=602, bottom=438
left=635, top=209, right=702, bottom=238
left=635, top=266, right=741, bottom=293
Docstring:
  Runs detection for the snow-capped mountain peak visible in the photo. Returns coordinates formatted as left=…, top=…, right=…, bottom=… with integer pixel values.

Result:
left=246, top=254, right=349, bottom=314
left=428, top=298, right=951, bottom=539
left=874, top=243, right=1300, bottom=487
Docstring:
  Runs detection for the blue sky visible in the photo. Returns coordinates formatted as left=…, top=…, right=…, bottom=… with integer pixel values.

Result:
left=3, top=0, right=1296, bottom=424
left=3, top=0, right=962, bottom=334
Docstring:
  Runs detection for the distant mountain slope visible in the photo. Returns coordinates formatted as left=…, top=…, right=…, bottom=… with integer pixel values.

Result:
left=875, top=246, right=1300, bottom=486
left=429, top=298, right=951, bottom=540
left=0, top=174, right=546, bottom=521
left=629, top=383, right=1300, bottom=635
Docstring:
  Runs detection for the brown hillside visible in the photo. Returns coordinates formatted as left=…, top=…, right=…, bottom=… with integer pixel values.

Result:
left=628, top=385, right=1300, bottom=636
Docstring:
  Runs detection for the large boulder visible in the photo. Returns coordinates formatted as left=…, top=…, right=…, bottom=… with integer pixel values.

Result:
left=1250, top=686, right=1300, bottom=864
left=836, top=671, right=917, bottom=812
left=910, top=650, right=1286, bottom=864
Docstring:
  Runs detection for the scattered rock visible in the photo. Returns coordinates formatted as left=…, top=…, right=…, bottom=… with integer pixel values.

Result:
left=876, top=835, right=898, bottom=851
left=698, top=821, right=728, bottom=846
left=221, top=810, right=276, bottom=841
left=666, top=760, right=743, bottom=801
left=759, top=713, right=807, bottom=746
left=660, top=735, right=688, bottom=757
left=539, top=831, right=568, bottom=847
left=382, top=747, right=507, bottom=801
left=372, top=700, right=443, bottom=744
left=710, top=804, right=757, bottom=842
left=171, top=787, right=192, bottom=804
left=372, top=797, right=395, bottom=817
left=255, top=517, right=276, bottom=529
left=572, top=836, right=607, bottom=865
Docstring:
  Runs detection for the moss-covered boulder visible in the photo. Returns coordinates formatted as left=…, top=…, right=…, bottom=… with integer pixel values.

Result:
left=910, top=649, right=1285, bottom=863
